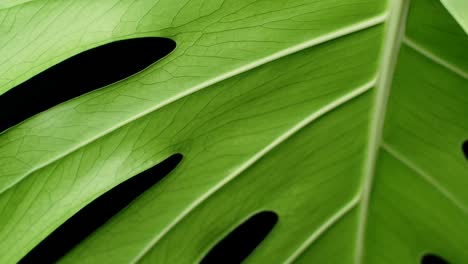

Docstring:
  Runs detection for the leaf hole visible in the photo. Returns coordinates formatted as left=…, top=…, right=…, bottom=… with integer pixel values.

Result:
left=421, top=254, right=449, bottom=264
left=0, top=37, right=176, bottom=132
left=201, top=211, right=278, bottom=264
left=19, top=153, right=183, bottom=263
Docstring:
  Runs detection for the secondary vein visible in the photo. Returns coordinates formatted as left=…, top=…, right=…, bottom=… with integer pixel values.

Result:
left=0, top=13, right=387, bottom=196
left=132, top=79, right=376, bottom=263
left=403, top=37, right=468, bottom=79
left=0, top=14, right=387, bottom=197
left=284, top=195, right=360, bottom=264
left=382, top=142, right=468, bottom=215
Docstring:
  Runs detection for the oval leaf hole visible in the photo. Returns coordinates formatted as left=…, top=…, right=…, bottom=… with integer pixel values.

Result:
left=201, top=211, right=278, bottom=264
left=19, top=153, right=183, bottom=264
left=0, top=37, right=176, bottom=132
left=422, top=254, right=449, bottom=264
left=462, top=140, right=468, bottom=160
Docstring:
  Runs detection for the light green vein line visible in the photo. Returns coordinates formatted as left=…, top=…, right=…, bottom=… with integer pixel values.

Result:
left=0, top=0, right=36, bottom=9
left=284, top=195, right=360, bottom=264
left=403, top=37, right=468, bottom=79
left=355, top=1, right=409, bottom=263
left=382, top=142, right=468, bottom=215
left=0, top=13, right=387, bottom=195
left=132, top=79, right=376, bottom=263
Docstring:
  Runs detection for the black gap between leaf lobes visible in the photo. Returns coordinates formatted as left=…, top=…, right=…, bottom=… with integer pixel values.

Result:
left=462, top=140, right=468, bottom=160
left=201, top=211, right=278, bottom=264
left=19, top=154, right=183, bottom=264
left=422, top=254, right=449, bottom=264
left=0, top=37, right=175, bottom=133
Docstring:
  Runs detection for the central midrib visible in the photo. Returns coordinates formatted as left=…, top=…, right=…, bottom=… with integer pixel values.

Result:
left=354, top=0, right=410, bottom=263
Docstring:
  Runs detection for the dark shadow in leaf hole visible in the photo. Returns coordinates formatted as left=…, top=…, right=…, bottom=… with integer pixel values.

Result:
left=19, top=153, right=183, bottom=264
left=201, top=211, right=278, bottom=264
left=422, top=254, right=449, bottom=264
left=0, top=37, right=176, bottom=133
left=462, top=140, right=468, bottom=160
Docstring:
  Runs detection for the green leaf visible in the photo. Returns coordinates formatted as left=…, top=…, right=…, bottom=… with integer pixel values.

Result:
left=0, top=0, right=467, bottom=263
left=441, top=0, right=468, bottom=34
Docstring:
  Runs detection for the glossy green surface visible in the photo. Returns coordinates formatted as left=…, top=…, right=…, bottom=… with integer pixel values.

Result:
left=0, top=0, right=466, bottom=263
left=441, top=0, right=468, bottom=34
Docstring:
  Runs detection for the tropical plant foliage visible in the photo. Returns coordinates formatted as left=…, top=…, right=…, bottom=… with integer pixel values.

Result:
left=0, top=0, right=467, bottom=263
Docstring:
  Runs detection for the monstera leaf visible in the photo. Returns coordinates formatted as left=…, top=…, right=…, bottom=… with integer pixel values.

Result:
left=0, top=0, right=467, bottom=263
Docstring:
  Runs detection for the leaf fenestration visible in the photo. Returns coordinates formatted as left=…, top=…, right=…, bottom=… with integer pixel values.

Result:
left=201, top=211, right=278, bottom=264
left=0, top=37, right=175, bottom=132
left=19, top=154, right=182, bottom=263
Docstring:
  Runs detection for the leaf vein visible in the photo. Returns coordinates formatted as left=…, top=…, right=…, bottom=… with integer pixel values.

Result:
left=0, top=14, right=386, bottom=195
left=131, top=79, right=375, bottom=263
left=382, top=142, right=468, bottom=215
